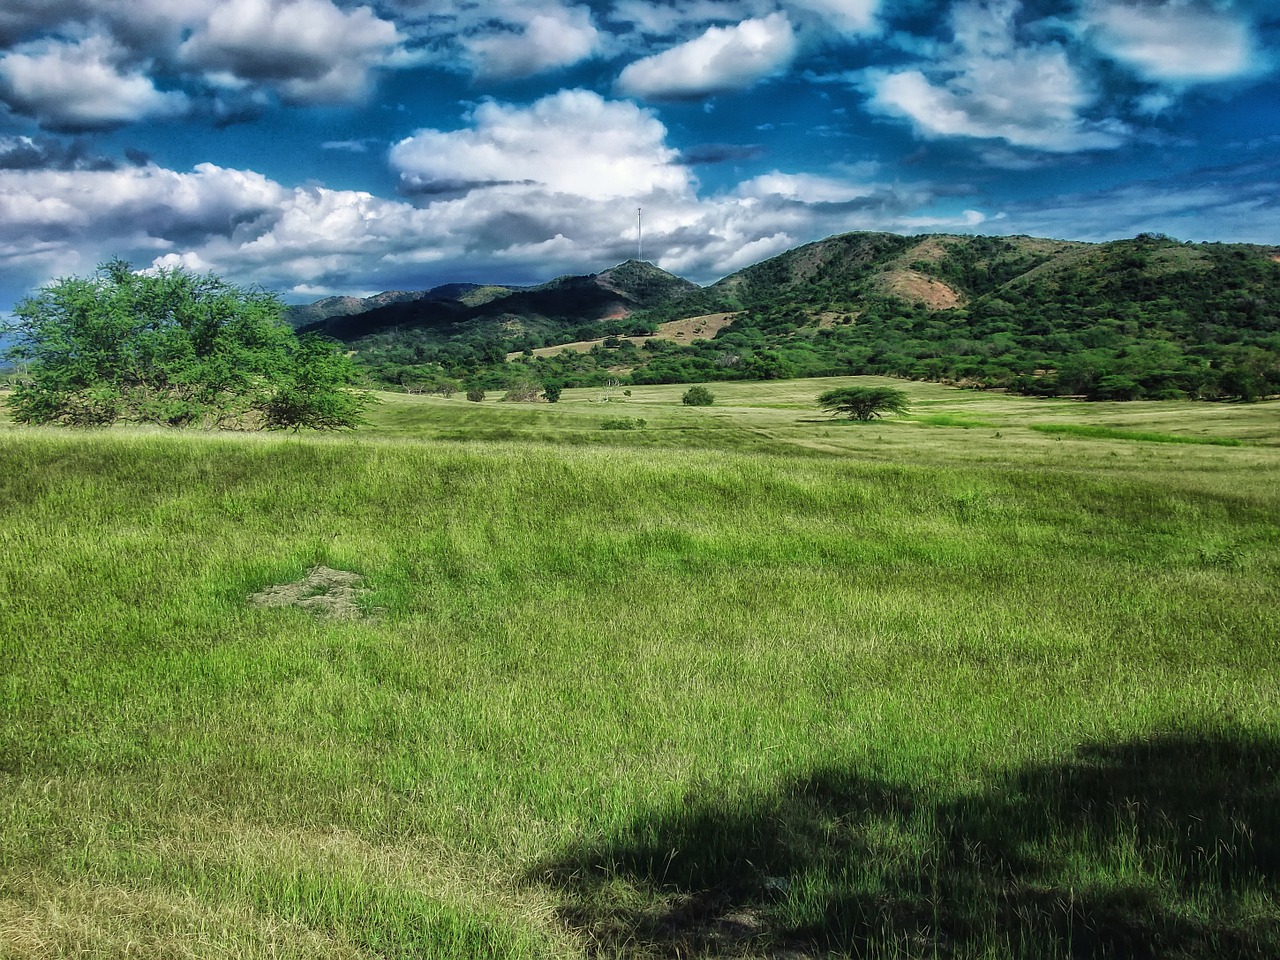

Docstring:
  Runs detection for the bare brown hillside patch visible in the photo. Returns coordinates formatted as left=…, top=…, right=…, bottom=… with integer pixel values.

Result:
left=659, top=312, right=736, bottom=341
left=249, top=566, right=372, bottom=620
left=884, top=270, right=963, bottom=309
left=509, top=313, right=739, bottom=360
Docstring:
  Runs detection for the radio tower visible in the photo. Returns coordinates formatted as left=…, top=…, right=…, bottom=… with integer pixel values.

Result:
left=637, top=207, right=643, bottom=262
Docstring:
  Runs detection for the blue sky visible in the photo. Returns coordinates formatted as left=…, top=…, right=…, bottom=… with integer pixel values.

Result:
left=0, top=0, right=1277, bottom=311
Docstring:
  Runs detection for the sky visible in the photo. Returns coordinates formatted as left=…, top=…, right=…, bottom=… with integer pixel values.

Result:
left=0, top=0, right=1277, bottom=312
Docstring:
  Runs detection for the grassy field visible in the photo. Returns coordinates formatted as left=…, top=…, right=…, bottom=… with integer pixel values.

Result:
left=1, top=379, right=1278, bottom=958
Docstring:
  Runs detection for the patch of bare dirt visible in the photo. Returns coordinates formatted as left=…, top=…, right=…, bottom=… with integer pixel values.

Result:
left=656, top=312, right=737, bottom=341
left=508, top=313, right=739, bottom=360
left=884, top=269, right=963, bottom=309
left=248, top=566, right=372, bottom=620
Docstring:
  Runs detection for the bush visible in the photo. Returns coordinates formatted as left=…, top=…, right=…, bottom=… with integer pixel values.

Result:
left=682, top=386, right=715, bottom=406
left=2, top=259, right=368, bottom=430
left=501, top=380, right=541, bottom=402
left=601, top=417, right=646, bottom=430
left=466, top=388, right=485, bottom=402
left=542, top=382, right=562, bottom=403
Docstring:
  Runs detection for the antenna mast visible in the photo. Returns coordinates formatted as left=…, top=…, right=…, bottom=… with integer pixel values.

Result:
left=637, top=207, right=643, bottom=262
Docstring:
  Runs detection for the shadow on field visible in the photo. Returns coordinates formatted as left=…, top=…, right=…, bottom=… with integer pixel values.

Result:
left=530, top=731, right=1280, bottom=959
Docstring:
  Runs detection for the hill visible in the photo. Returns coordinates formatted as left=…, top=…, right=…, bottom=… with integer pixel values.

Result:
left=298, top=233, right=1280, bottom=401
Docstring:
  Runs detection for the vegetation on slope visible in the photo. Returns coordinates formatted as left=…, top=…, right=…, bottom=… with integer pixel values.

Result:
left=324, top=233, right=1280, bottom=403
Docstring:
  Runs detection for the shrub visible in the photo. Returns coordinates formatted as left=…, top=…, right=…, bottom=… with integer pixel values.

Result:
left=601, top=417, right=646, bottom=430
left=543, top=382, right=562, bottom=403
left=682, top=386, right=715, bottom=406
left=2, top=259, right=369, bottom=430
left=466, top=388, right=485, bottom=402
left=501, top=380, right=541, bottom=402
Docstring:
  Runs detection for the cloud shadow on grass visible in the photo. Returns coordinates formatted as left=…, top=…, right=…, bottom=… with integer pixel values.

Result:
left=530, top=730, right=1280, bottom=958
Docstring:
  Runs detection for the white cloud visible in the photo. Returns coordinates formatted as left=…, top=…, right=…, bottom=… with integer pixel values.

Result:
left=783, top=0, right=879, bottom=35
left=616, top=12, right=798, bottom=99
left=1085, top=0, right=1258, bottom=84
left=389, top=89, right=690, bottom=202
left=180, top=0, right=401, bottom=104
left=866, top=0, right=1127, bottom=152
left=737, top=171, right=875, bottom=203
left=0, top=36, right=188, bottom=131
left=0, top=128, right=989, bottom=309
left=462, top=4, right=601, bottom=78
left=377, top=0, right=610, bottom=80
left=0, top=163, right=283, bottom=236
left=149, top=250, right=213, bottom=273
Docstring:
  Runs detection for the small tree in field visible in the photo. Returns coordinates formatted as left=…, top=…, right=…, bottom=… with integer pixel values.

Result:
left=2, top=260, right=369, bottom=430
left=682, top=385, right=714, bottom=406
left=817, top=385, right=909, bottom=421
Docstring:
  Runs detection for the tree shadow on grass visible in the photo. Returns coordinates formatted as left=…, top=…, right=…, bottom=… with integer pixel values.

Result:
left=530, top=730, right=1280, bottom=958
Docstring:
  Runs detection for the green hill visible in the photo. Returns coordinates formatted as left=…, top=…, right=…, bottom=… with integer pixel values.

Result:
left=299, top=233, right=1280, bottom=400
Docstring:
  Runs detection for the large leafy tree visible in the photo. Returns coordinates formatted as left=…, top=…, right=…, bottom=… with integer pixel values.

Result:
left=817, top=385, right=909, bottom=421
left=3, top=261, right=370, bottom=430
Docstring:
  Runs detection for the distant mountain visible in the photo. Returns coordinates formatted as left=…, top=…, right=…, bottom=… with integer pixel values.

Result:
left=297, top=260, right=697, bottom=345
left=284, top=284, right=491, bottom=328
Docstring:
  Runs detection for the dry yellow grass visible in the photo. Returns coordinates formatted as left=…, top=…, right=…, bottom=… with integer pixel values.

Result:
left=507, top=313, right=738, bottom=359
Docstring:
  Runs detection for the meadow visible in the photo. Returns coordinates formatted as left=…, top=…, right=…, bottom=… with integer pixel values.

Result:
left=1, top=377, right=1277, bottom=958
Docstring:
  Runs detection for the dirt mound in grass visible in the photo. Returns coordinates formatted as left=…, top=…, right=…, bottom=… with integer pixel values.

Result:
left=249, top=566, right=371, bottom=620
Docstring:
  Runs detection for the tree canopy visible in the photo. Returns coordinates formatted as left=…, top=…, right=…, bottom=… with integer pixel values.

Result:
left=2, top=261, right=370, bottom=430
left=817, top=385, right=909, bottom=421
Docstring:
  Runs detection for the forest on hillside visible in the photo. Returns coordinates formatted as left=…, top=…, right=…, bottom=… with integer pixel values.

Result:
left=332, top=233, right=1280, bottom=402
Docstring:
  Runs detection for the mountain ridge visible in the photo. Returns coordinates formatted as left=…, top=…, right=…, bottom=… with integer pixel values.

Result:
left=292, top=232, right=1280, bottom=401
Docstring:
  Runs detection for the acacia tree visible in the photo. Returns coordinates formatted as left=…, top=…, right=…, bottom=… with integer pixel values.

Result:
left=2, top=261, right=370, bottom=430
left=817, top=385, right=909, bottom=421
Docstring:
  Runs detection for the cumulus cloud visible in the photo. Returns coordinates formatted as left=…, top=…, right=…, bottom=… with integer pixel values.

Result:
left=179, top=0, right=401, bottom=104
left=374, top=0, right=608, bottom=80
left=0, top=163, right=283, bottom=241
left=461, top=4, right=601, bottom=78
left=866, top=0, right=1126, bottom=152
left=389, top=90, right=690, bottom=202
left=737, top=170, right=876, bottom=203
left=1084, top=0, right=1258, bottom=84
left=0, top=35, right=188, bottom=131
left=0, top=121, right=987, bottom=312
left=617, top=12, right=798, bottom=99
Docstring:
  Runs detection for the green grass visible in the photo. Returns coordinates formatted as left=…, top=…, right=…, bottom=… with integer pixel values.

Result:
left=2, top=380, right=1278, bottom=958
left=1030, top=422, right=1246, bottom=446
